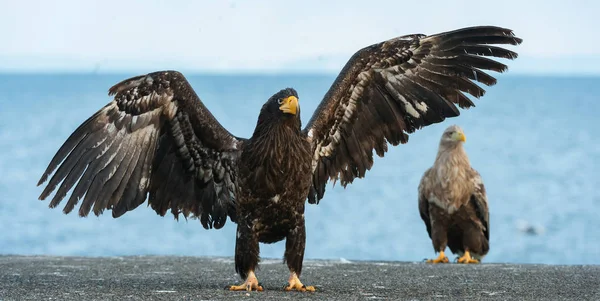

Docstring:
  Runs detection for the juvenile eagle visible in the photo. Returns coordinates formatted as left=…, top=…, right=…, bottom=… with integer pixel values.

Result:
left=418, top=125, right=489, bottom=264
left=38, top=26, right=519, bottom=291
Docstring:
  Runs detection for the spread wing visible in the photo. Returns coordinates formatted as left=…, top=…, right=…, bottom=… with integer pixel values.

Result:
left=37, top=71, right=244, bottom=229
left=303, top=26, right=522, bottom=203
left=470, top=170, right=489, bottom=241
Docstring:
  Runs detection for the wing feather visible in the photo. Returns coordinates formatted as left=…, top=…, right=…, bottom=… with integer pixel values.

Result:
left=418, top=168, right=433, bottom=238
left=37, top=108, right=110, bottom=187
left=470, top=170, right=490, bottom=241
left=86, top=129, right=129, bottom=215
left=110, top=131, right=145, bottom=217
left=304, top=26, right=521, bottom=203
left=38, top=71, right=245, bottom=229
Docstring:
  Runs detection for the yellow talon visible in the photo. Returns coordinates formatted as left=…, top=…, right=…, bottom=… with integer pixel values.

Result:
left=457, top=251, right=480, bottom=264
left=284, top=272, right=315, bottom=292
left=426, top=251, right=449, bottom=264
left=229, top=271, right=264, bottom=292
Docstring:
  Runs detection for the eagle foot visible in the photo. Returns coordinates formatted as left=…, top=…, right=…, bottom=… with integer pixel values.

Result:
left=284, top=272, right=315, bottom=292
left=426, top=251, right=449, bottom=264
left=457, top=251, right=480, bottom=264
left=229, top=271, right=264, bottom=292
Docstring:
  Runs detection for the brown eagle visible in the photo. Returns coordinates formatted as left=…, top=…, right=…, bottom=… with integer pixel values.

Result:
left=37, top=26, right=520, bottom=291
left=418, top=125, right=489, bottom=264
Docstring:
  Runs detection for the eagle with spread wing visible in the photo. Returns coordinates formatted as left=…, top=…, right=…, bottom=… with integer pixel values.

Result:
left=418, top=125, right=489, bottom=264
left=38, top=26, right=521, bottom=291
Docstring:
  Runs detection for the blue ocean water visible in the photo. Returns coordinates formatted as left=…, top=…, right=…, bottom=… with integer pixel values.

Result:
left=0, top=74, right=598, bottom=265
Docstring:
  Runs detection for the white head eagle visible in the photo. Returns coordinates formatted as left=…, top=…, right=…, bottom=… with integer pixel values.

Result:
left=418, top=125, right=490, bottom=264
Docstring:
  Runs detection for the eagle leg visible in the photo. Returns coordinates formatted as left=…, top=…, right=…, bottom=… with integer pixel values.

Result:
left=457, top=251, right=480, bottom=264
left=229, top=271, right=264, bottom=292
left=283, top=221, right=315, bottom=292
left=284, top=272, right=315, bottom=292
left=426, top=251, right=450, bottom=264
left=232, top=224, right=262, bottom=291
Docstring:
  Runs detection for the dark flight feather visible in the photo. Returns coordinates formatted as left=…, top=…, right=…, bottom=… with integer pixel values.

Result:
left=418, top=190, right=432, bottom=239
left=470, top=174, right=490, bottom=241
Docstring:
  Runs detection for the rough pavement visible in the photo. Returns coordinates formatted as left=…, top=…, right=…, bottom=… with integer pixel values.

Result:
left=1, top=256, right=598, bottom=300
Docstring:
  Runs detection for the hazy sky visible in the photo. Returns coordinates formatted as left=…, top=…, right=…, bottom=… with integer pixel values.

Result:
left=0, top=0, right=597, bottom=74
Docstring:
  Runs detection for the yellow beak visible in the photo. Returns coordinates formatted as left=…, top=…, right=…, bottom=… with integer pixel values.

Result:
left=279, top=96, right=298, bottom=115
left=454, top=132, right=466, bottom=142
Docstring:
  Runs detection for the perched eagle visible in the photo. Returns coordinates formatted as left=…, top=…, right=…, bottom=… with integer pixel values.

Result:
left=38, top=26, right=520, bottom=291
left=418, top=125, right=489, bottom=264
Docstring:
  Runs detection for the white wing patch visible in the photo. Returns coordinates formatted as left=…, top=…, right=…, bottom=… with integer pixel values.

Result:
left=414, top=101, right=428, bottom=113
left=270, top=194, right=281, bottom=203
left=230, top=136, right=240, bottom=150
left=307, top=129, right=314, bottom=138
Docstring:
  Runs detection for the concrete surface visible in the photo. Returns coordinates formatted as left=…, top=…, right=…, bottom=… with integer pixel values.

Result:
left=0, top=256, right=598, bottom=300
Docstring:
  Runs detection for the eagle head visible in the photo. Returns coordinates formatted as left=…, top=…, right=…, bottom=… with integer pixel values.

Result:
left=270, top=88, right=299, bottom=115
left=440, top=125, right=466, bottom=146
left=257, top=88, right=300, bottom=124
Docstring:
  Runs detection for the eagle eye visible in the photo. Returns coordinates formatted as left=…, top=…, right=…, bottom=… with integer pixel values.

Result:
left=277, top=98, right=284, bottom=105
